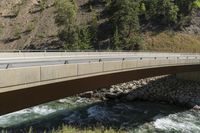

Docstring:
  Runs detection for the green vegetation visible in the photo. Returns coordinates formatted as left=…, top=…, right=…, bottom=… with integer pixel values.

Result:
left=141, top=0, right=200, bottom=28
left=37, top=32, right=46, bottom=38
left=52, top=126, right=125, bottom=133
left=26, top=22, right=35, bottom=33
left=13, top=25, right=21, bottom=39
left=11, top=5, right=21, bottom=17
left=25, top=126, right=125, bottom=133
left=38, top=0, right=47, bottom=11
left=10, top=1, right=25, bottom=18
left=0, top=24, right=4, bottom=38
left=194, top=0, right=200, bottom=8
left=108, top=0, right=141, bottom=50
left=107, top=0, right=200, bottom=50
left=54, top=0, right=200, bottom=51
left=55, top=0, right=93, bottom=50
left=55, top=0, right=77, bottom=26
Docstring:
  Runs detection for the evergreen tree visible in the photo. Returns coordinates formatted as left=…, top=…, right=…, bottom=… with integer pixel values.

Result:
left=113, top=26, right=121, bottom=50
left=78, top=26, right=92, bottom=50
left=109, top=0, right=142, bottom=50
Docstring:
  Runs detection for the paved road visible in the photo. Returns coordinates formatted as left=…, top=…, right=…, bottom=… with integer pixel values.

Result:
left=0, top=53, right=199, bottom=69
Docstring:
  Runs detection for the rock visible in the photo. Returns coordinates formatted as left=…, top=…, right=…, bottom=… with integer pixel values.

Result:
left=109, top=88, right=115, bottom=93
left=113, top=88, right=123, bottom=94
left=144, top=111, right=148, bottom=114
left=75, top=75, right=200, bottom=109
left=123, top=90, right=130, bottom=94
left=100, top=88, right=108, bottom=92
left=141, top=81, right=147, bottom=85
left=101, top=97, right=107, bottom=101
left=187, top=102, right=196, bottom=108
left=131, top=85, right=137, bottom=90
left=193, top=105, right=200, bottom=110
left=105, top=93, right=118, bottom=99
left=93, top=93, right=104, bottom=98
left=128, top=83, right=134, bottom=88
left=79, top=91, right=93, bottom=98
left=126, top=93, right=139, bottom=101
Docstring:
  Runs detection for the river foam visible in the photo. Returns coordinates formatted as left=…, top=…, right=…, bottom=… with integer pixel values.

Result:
left=0, top=106, right=56, bottom=127
left=154, top=111, right=200, bottom=132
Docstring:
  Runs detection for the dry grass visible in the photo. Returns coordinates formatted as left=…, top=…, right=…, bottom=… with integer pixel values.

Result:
left=24, top=126, right=125, bottom=133
left=143, top=31, right=200, bottom=53
left=50, top=126, right=125, bottom=133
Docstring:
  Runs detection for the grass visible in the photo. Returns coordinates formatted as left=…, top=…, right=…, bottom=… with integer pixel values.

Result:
left=194, top=0, right=200, bottom=8
left=13, top=25, right=21, bottom=39
left=50, top=126, right=125, bottom=133
left=26, top=22, right=35, bottom=33
left=143, top=31, right=200, bottom=53
left=23, top=126, right=125, bottom=133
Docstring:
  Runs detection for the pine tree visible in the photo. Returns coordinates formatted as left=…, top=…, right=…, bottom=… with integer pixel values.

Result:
left=113, top=26, right=121, bottom=50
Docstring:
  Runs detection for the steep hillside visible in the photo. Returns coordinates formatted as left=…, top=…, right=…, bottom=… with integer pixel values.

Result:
left=0, top=0, right=58, bottom=49
left=0, top=0, right=200, bottom=52
left=0, top=0, right=104, bottom=50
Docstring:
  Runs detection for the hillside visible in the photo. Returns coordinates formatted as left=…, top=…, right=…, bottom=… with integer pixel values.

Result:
left=0, top=0, right=100, bottom=50
left=0, top=0, right=200, bottom=52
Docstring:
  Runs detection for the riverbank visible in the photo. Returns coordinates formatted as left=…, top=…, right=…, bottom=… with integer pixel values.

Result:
left=80, top=75, right=200, bottom=109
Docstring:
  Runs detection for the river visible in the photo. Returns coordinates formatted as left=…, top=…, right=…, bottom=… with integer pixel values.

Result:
left=0, top=97, right=199, bottom=133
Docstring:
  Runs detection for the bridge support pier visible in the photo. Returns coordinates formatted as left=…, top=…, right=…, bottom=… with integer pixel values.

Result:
left=176, top=71, right=200, bottom=82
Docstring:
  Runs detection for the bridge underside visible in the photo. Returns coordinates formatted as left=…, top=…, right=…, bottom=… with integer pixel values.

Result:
left=0, top=64, right=200, bottom=116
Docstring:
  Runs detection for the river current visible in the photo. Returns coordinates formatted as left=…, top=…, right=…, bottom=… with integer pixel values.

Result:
left=0, top=97, right=199, bottom=133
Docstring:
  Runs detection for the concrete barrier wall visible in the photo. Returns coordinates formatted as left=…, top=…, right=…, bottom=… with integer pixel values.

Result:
left=78, top=63, right=103, bottom=75
left=0, top=58, right=199, bottom=88
left=147, top=59, right=159, bottom=66
left=168, top=59, right=177, bottom=65
left=103, top=61, right=123, bottom=71
left=137, top=60, right=151, bottom=67
left=0, top=67, right=40, bottom=88
left=41, top=64, right=77, bottom=81
left=122, top=60, right=137, bottom=69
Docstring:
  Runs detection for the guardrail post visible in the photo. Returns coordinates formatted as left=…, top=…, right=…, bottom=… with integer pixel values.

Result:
left=64, top=60, right=69, bottom=64
left=6, top=64, right=10, bottom=69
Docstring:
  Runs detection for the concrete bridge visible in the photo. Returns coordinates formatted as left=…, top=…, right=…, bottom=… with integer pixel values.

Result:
left=0, top=51, right=200, bottom=115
